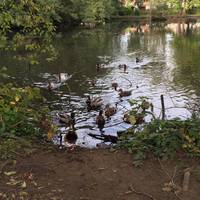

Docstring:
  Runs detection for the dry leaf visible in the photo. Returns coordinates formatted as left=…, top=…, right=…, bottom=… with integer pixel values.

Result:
left=21, top=181, right=27, bottom=189
left=4, top=171, right=16, bottom=176
left=6, top=179, right=21, bottom=186
left=162, top=186, right=172, bottom=192
left=19, top=191, right=28, bottom=197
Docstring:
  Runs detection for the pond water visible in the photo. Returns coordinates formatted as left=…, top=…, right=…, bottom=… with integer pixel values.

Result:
left=2, top=20, right=200, bottom=148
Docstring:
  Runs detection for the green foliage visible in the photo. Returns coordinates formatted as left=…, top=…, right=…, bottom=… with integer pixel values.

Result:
left=152, top=0, right=200, bottom=14
left=118, top=6, right=133, bottom=16
left=118, top=118, right=200, bottom=164
left=61, top=0, right=116, bottom=23
left=0, top=84, right=49, bottom=137
left=0, top=0, right=60, bottom=65
left=124, top=97, right=154, bottom=125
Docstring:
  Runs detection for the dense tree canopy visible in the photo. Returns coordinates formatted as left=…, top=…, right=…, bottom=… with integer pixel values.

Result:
left=0, top=0, right=61, bottom=65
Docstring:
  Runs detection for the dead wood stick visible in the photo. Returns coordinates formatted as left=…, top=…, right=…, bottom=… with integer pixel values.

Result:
left=182, top=168, right=191, bottom=192
left=129, top=184, right=157, bottom=200
left=161, top=95, right=165, bottom=120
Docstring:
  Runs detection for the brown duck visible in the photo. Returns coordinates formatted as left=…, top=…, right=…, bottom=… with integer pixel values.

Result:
left=111, top=82, right=118, bottom=91
left=96, top=110, right=105, bottom=131
left=105, top=104, right=117, bottom=119
left=118, top=89, right=132, bottom=97
left=57, top=112, right=75, bottom=130
left=86, top=96, right=103, bottom=111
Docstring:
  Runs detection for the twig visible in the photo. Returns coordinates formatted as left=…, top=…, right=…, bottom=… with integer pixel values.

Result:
left=145, top=111, right=156, bottom=120
left=172, top=165, right=177, bottom=184
left=158, top=159, right=183, bottom=200
left=119, top=76, right=133, bottom=87
left=9, top=121, right=23, bottom=129
left=129, top=184, right=157, bottom=200
left=158, top=158, right=171, bottom=179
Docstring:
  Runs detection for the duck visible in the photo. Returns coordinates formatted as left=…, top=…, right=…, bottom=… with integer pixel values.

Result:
left=89, top=79, right=97, bottom=87
left=47, top=81, right=61, bottom=90
left=123, top=64, right=128, bottom=72
left=57, top=73, right=71, bottom=83
left=118, top=89, right=132, bottom=97
left=96, top=64, right=101, bottom=72
left=118, top=64, right=123, bottom=69
left=104, top=104, right=117, bottom=119
left=86, top=96, right=103, bottom=111
left=96, top=63, right=104, bottom=72
left=64, top=129, right=78, bottom=144
left=123, top=113, right=131, bottom=124
left=111, top=82, right=118, bottom=91
left=96, top=110, right=105, bottom=131
left=136, top=57, right=143, bottom=63
left=57, top=112, right=75, bottom=129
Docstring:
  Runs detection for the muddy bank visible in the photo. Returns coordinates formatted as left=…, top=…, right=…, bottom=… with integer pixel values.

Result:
left=0, top=146, right=200, bottom=200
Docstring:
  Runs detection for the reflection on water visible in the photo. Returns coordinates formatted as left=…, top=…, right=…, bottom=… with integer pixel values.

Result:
left=1, top=20, right=200, bottom=148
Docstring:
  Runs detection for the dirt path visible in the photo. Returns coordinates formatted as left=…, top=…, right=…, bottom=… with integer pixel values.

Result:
left=0, top=146, right=200, bottom=200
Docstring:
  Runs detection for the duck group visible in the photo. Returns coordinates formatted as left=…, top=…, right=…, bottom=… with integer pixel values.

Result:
left=55, top=60, right=143, bottom=147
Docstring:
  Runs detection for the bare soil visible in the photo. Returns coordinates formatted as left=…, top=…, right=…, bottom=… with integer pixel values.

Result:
left=0, top=145, right=200, bottom=200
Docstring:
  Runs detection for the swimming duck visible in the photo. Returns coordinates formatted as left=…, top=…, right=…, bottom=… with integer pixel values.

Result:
left=86, top=96, right=103, bottom=111
left=89, top=79, right=97, bottom=87
left=64, top=129, right=78, bottom=144
left=96, top=63, right=105, bottom=72
left=47, top=81, right=61, bottom=90
left=136, top=57, right=143, bottom=63
left=111, top=82, right=118, bottom=91
left=96, top=110, right=105, bottom=131
left=123, top=64, right=128, bottom=72
left=104, top=104, right=117, bottom=119
left=118, top=64, right=123, bottom=69
left=57, top=73, right=71, bottom=83
left=118, top=89, right=132, bottom=97
left=57, top=112, right=75, bottom=129
left=96, top=64, right=101, bottom=72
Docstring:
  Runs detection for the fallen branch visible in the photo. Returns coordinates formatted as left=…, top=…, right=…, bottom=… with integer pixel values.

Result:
left=129, top=184, right=157, bottom=200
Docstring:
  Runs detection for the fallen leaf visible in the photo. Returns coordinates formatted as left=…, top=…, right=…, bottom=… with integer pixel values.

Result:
left=162, top=186, right=172, bottom=192
left=21, top=181, right=27, bottom=189
left=4, top=171, right=16, bottom=176
left=38, top=186, right=45, bottom=190
left=19, top=191, right=28, bottom=197
left=6, top=179, right=21, bottom=186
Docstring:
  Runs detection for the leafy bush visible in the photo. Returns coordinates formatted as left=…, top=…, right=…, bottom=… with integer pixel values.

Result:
left=118, top=6, right=133, bottom=16
left=0, top=0, right=60, bottom=65
left=118, top=118, right=200, bottom=162
left=0, top=84, right=49, bottom=137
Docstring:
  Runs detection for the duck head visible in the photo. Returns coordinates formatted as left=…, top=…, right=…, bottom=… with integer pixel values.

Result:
left=99, top=110, right=103, bottom=116
left=70, top=112, right=75, bottom=119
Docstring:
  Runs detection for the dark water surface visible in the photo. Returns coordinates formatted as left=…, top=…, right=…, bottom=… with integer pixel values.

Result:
left=2, top=20, right=200, bottom=148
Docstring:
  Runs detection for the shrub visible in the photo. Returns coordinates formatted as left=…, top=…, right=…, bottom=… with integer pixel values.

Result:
left=0, top=84, right=49, bottom=137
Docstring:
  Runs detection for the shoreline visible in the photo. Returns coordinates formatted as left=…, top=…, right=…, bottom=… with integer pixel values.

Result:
left=0, top=145, right=200, bottom=200
left=111, top=14, right=200, bottom=22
